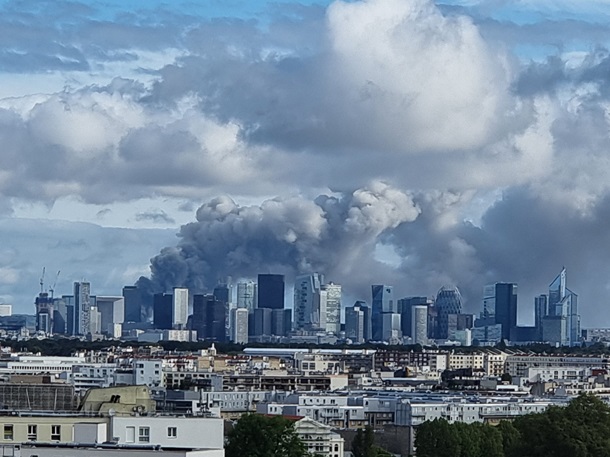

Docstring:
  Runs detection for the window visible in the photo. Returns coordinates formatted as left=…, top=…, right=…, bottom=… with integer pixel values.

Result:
left=167, top=427, right=177, bottom=438
left=28, top=424, right=37, bottom=441
left=51, top=425, right=61, bottom=441
left=138, top=427, right=150, bottom=443
left=3, top=425, right=13, bottom=440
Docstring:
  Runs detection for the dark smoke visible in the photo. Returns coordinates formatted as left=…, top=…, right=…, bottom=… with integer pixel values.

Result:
left=140, top=182, right=420, bottom=299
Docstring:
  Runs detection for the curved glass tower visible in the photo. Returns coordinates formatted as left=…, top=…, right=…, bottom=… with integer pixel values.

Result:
left=435, top=285, right=463, bottom=339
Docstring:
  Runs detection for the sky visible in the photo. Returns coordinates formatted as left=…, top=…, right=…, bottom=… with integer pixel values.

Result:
left=1, top=0, right=610, bottom=326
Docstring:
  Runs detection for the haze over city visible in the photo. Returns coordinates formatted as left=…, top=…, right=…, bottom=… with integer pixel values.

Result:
left=0, top=0, right=609, bottom=327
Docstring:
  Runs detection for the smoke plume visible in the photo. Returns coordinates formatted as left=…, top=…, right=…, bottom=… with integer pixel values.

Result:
left=144, top=181, right=420, bottom=296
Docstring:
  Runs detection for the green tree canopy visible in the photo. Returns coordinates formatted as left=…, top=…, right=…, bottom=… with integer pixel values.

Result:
left=225, top=414, right=308, bottom=457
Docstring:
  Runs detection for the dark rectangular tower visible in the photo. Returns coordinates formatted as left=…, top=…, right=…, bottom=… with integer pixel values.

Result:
left=257, top=274, right=285, bottom=309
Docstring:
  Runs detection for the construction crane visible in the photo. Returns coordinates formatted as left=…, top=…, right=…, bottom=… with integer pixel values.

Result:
left=39, top=267, right=45, bottom=294
left=49, top=270, right=60, bottom=298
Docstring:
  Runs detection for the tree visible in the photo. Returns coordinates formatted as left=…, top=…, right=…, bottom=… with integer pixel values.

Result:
left=415, top=419, right=461, bottom=457
left=352, top=427, right=392, bottom=457
left=225, top=414, right=308, bottom=457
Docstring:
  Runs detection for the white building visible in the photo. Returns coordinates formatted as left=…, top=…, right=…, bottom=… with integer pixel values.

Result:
left=505, top=355, right=607, bottom=377
left=322, top=283, right=341, bottom=335
left=294, top=417, right=344, bottom=457
left=133, top=360, right=163, bottom=387
left=172, top=288, right=189, bottom=327
left=230, top=308, right=248, bottom=344
left=110, top=416, right=223, bottom=451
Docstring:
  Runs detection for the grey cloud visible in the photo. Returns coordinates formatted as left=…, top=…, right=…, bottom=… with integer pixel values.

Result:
left=135, top=210, right=175, bottom=224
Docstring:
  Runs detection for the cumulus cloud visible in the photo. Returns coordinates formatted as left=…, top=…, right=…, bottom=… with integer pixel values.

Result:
left=1, top=0, right=610, bottom=324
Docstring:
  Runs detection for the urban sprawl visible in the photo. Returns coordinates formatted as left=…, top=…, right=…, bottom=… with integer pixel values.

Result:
left=0, top=267, right=604, bottom=456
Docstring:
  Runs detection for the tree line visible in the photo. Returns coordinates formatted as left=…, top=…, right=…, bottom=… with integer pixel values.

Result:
left=415, top=394, right=610, bottom=457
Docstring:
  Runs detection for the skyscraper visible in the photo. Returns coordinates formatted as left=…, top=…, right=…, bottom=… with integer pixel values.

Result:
left=294, top=273, right=325, bottom=331
left=483, top=283, right=518, bottom=341
left=322, top=282, right=341, bottom=335
left=172, top=287, right=189, bottom=328
left=73, top=281, right=91, bottom=336
left=372, top=285, right=396, bottom=341
left=153, top=293, right=173, bottom=330
left=213, top=283, right=232, bottom=305
left=411, top=305, right=428, bottom=345
left=35, top=292, right=54, bottom=334
left=534, top=294, right=548, bottom=341
left=258, top=274, right=285, bottom=310
left=96, top=296, right=124, bottom=337
left=345, top=304, right=365, bottom=344
left=435, top=286, right=463, bottom=340
left=122, top=285, right=143, bottom=323
left=236, top=281, right=257, bottom=312
left=192, top=294, right=226, bottom=342
left=230, top=307, right=249, bottom=344
left=399, top=297, right=432, bottom=338
left=545, top=267, right=580, bottom=346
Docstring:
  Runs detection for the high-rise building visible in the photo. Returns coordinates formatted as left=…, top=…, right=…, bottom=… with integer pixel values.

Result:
left=345, top=305, right=365, bottom=344
left=534, top=294, right=548, bottom=341
left=122, top=286, right=143, bottom=323
left=213, top=283, right=232, bottom=305
left=546, top=267, right=580, bottom=346
left=172, top=287, right=189, bottom=328
left=52, top=297, right=68, bottom=334
left=258, top=274, right=285, bottom=309
left=294, top=273, right=325, bottom=331
left=271, top=309, right=292, bottom=337
left=435, top=286, right=463, bottom=340
left=482, top=283, right=518, bottom=341
left=399, top=297, right=432, bottom=338
left=230, top=307, right=249, bottom=344
left=381, top=313, right=401, bottom=342
left=371, top=285, right=395, bottom=341
left=322, top=282, right=341, bottom=335
left=252, top=308, right=273, bottom=337
left=192, top=294, right=226, bottom=342
left=153, top=293, right=173, bottom=330
left=35, top=293, right=54, bottom=334
left=73, top=281, right=91, bottom=336
left=411, top=305, right=428, bottom=345
left=96, top=296, right=124, bottom=337
left=236, top=281, right=257, bottom=313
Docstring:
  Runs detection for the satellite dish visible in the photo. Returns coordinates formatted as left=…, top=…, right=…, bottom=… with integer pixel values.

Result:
left=108, top=408, right=116, bottom=416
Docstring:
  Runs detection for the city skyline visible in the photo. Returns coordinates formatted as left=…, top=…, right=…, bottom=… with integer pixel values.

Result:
left=0, top=0, right=609, bottom=327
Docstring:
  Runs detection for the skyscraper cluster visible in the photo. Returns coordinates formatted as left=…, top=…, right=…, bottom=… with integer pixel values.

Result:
left=34, top=267, right=582, bottom=347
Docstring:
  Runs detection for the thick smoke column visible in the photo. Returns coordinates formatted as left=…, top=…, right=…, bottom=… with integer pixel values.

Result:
left=145, top=182, right=420, bottom=295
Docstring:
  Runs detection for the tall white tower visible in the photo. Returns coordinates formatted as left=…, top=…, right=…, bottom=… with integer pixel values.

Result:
left=172, top=287, right=189, bottom=328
